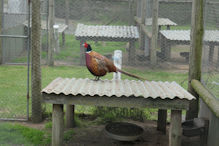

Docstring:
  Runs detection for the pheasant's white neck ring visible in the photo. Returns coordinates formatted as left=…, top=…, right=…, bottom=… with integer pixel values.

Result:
left=86, top=51, right=91, bottom=53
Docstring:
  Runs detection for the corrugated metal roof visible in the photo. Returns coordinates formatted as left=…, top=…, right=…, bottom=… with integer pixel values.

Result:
left=145, top=18, right=177, bottom=26
left=75, top=24, right=139, bottom=39
left=160, top=30, right=219, bottom=42
left=42, top=78, right=195, bottom=100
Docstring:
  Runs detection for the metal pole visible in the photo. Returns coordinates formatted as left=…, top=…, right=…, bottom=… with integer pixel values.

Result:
left=26, top=0, right=31, bottom=121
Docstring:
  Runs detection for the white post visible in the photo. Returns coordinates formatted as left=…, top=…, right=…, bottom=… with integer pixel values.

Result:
left=113, top=50, right=122, bottom=80
left=53, top=24, right=60, bottom=53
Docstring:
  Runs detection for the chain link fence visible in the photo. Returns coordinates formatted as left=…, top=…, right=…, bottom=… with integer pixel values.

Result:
left=202, top=0, right=219, bottom=99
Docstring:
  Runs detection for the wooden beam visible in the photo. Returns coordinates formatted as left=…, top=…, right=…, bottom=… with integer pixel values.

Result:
left=65, top=0, right=69, bottom=25
left=134, top=16, right=152, bottom=38
left=191, top=79, right=219, bottom=118
left=48, top=0, right=55, bottom=66
left=66, top=105, right=75, bottom=128
left=150, top=0, right=159, bottom=65
left=186, top=0, right=204, bottom=120
left=42, top=94, right=190, bottom=110
left=31, top=0, right=42, bottom=123
left=52, top=104, right=64, bottom=146
left=139, top=0, right=146, bottom=50
left=169, top=110, right=182, bottom=146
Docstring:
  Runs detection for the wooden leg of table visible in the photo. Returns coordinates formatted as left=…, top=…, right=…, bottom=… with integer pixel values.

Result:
left=209, top=45, right=214, bottom=64
left=66, top=105, right=75, bottom=128
left=157, top=109, right=167, bottom=134
left=52, top=104, right=64, bottom=146
left=62, top=32, right=65, bottom=48
left=169, top=110, right=182, bottom=146
left=80, top=40, right=85, bottom=65
left=128, top=40, right=135, bottom=65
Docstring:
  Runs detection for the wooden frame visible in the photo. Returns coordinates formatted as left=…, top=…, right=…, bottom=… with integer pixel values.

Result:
left=42, top=93, right=192, bottom=146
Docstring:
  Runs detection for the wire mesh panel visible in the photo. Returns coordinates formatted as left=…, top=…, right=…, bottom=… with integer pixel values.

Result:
left=0, top=0, right=30, bottom=120
left=202, top=0, right=219, bottom=99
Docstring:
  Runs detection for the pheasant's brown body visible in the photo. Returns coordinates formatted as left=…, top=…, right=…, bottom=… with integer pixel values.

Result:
left=85, top=51, right=117, bottom=77
left=83, top=43, right=146, bottom=81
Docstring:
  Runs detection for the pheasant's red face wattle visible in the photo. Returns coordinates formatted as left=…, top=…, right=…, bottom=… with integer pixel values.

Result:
left=83, top=42, right=88, bottom=48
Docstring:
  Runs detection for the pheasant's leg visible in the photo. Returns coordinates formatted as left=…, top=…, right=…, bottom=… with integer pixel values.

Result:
left=94, top=76, right=97, bottom=81
left=97, top=77, right=100, bottom=81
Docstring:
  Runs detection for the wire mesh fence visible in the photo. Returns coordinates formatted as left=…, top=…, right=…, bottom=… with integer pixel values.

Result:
left=202, top=0, right=219, bottom=99
left=0, top=0, right=218, bottom=120
left=0, top=0, right=29, bottom=120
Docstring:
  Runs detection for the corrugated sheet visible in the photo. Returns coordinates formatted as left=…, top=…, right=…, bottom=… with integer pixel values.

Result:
left=145, top=18, right=177, bottom=26
left=160, top=30, right=219, bottom=42
left=42, top=77, right=195, bottom=100
left=75, top=24, right=139, bottom=39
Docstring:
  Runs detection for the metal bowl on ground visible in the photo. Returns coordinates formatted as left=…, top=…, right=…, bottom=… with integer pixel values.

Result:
left=105, top=122, right=144, bottom=141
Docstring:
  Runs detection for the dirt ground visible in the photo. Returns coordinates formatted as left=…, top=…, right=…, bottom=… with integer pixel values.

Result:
left=64, top=120, right=200, bottom=146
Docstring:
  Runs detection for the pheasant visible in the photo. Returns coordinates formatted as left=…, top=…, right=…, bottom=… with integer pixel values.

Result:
left=83, top=42, right=146, bottom=81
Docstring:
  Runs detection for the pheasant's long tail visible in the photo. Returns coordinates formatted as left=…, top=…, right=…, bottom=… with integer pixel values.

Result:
left=116, top=68, right=147, bottom=81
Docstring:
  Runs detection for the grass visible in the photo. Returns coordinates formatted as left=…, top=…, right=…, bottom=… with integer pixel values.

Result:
left=0, top=122, right=50, bottom=145
left=0, top=65, right=189, bottom=119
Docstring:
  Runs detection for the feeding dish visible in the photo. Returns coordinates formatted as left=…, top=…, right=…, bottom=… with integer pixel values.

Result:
left=105, top=122, right=144, bottom=141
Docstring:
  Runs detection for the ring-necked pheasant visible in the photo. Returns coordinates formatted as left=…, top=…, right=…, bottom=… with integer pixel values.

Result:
left=83, top=42, right=146, bottom=81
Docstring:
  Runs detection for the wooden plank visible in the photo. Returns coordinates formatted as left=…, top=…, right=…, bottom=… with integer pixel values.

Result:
left=66, top=105, right=75, bottom=128
left=52, top=104, right=64, bottom=146
left=42, top=94, right=190, bottom=110
left=186, top=0, right=204, bottom=120
left=157, top=109, right=167, bottom=133
left=169, top=110, right=182, bottom=146
left=150, top=0, right=159, bottom=65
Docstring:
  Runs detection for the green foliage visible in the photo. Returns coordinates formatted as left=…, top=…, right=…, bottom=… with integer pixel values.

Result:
left=64, top=129, right=75, bottom=142
left=0, top=123, right=51, bottom=145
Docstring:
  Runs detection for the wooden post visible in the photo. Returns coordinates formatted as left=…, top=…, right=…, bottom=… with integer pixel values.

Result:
left=157, top=109, right=167, bottom=133
left=150, top=0, right=158, bottom=66
left=80, top=40, right=85, bottom=65
left=31, top=0, right=42, bottom=123
left=48, top=0, right=55, bottom=66
left=186, top=0, right=204, bottom=120
left=62, top=31, right=65, bottom=48
left=52, top=104, right=64, bottom=146
left=208, top=44, right=214, bottom=63
left=0, top=0, right=3, bottom=64
left=140, top=0, right=146, bottom=50
left=128, top=0, right=134, bottom=25
left=128, top=40, right=135, bottom=65
left=66, top=105, right=75, bottom=128
left=65, top=0, right=69, bottom=25
left=169, top=110, right=182, bottom=146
